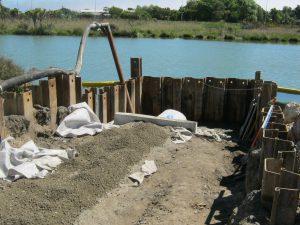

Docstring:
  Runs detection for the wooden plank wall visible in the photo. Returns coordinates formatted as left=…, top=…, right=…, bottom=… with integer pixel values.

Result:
left=141, top=76, right=275, bottom=126
left=1, top=74, right=276, bottom=129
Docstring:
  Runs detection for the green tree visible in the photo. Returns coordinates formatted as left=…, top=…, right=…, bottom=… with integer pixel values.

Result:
left=9, top=8, right=20, bottom=18
left=295, top=5, right=300, bottom=19
left=109, top=6, right=123, bottom=18
left=282, top=6, right=295, bottom=24
left=270, top=8, right=283, bottom=24
left=237, top=0, right=258, bottom=22
left=0, top=4, right=9, bottom=21
left=25, top=8, right=46, bottom=28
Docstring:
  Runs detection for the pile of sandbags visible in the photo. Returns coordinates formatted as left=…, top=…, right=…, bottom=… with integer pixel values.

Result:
left=284, top=102, right=300, bottom=145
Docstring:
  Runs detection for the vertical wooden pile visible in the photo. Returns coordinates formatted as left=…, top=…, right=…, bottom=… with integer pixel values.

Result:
left=3, top=90, right=33, bottom=122
left=202, top=77, right=226, bottom=123
left=258, top=106, right=300, bottom=225
left=56, top=74, right=77, bottom=107
left=181, top=77, right=204, bottom=121
left=141, top=76, right=162, bottom=116
left=225, top=78, right=249, bottom=124
left=161, top=77, right=182, bottom=113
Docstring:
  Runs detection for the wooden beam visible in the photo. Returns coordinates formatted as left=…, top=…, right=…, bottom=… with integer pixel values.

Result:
left=75, top=76, right=82, bottom=103
left=16, top=91, right=33, bottom=121
left=99, top=91, right=108, bottom=123
left=130, top=57, right=142, bottom=78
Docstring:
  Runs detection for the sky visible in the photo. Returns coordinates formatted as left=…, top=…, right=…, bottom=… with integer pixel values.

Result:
left=2, top=0, right=300, bottom=11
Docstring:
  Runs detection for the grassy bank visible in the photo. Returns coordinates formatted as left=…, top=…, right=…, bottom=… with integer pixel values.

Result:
left=1, top=18, right=300, bottom=44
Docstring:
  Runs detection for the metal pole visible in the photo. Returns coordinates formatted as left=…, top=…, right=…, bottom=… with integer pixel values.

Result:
left=102, top=25, right=135, bottom=113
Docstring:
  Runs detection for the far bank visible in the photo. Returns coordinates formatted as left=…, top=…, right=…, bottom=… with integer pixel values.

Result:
left=1, top=19, right=300, bottom=44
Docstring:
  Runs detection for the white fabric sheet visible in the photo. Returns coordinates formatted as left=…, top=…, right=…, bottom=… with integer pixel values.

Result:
left=56, top=102, right=103, bottom=138
left=0, top=137, right=76, bottom=181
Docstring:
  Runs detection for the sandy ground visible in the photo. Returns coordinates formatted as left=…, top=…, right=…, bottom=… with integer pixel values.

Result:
left=75, top=132, right=245, bottom=225
left=0, top=122, right=246, bottom=225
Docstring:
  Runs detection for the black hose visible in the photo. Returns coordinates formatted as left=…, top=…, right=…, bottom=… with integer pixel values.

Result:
left=0, top=68, right=74, bottom=92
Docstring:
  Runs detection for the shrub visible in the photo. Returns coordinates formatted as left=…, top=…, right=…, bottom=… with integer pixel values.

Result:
left=114, top=30, right=132, bottom=37
left=224, top=34, right=235, bottom=41
left=181, top=33, right=194, bottom=39
left=72, top=27, right=83, bottom=36
left=159, top=32, right=175, bottom=39
left=0, top=57, right=23, bottom=81
left=195, top=34, right=204, bottom=39
left=289, top=38, right=298, bottom=43
left=13, top=22, right=30, bottom=35
left=270, top=37, right=280, bottom=42
left=206, top=35, right=216, bottom=40
left=56, top=29, right=72, bottom=36
left=0, top=23, right=8, bottom=34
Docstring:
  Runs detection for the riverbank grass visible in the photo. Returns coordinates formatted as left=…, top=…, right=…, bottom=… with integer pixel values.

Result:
left=0, top=19, right=300, bottom=44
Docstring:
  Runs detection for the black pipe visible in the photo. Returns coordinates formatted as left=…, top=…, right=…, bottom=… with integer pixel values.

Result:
left=0, top=68, right=73, bottom=92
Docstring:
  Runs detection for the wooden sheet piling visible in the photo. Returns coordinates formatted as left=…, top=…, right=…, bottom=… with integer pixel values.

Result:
left=126, top=79, right=136, bottom=113
left=181, top=77, right=196, bottom=121
left=141, top=76, right=161, bottom=116
left=98, top=90, right=108, bottom=123
left=270, top=188, right=299, bottom=225
left=225, top=78, right=248, bottom=124
left=134, top=77, right=143, bottom=113
left=203, top=77, right=226, bottom=122
left=75, top=76, right=82, bottom=103
left=194, top=78, right=204, bottom=122
left=16, top=91, right=33, bottom=121
left=118, top=84, right=127, bottom=113
left=56, top=74, right=76, bottom=107
left=162, top=77, right=174, bottom=111
left=130, top=58, right=142, bottom=78
left=0, top=96, right=5, bottom=139
left=3, top=92, right=17, bottom=116
left=83, top=89, right=94, bottom=111
left=172, top=78, right=182, bottom=112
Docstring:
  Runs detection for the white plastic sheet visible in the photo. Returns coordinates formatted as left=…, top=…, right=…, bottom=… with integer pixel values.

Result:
left=56, top=102, right=116, bottom=138
left=0, top=137, right=76, bottom=181
left=158, top=109, right=187, bottom=121
left=129, top=160, right=158, bottom=185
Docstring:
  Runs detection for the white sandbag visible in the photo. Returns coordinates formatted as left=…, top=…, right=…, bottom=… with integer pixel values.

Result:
left=158, top=109, right=187, bottom=121
left=56, top=102, right=103, bottom=138
left=0, top=137, right=76, bottom=181
left=56, top=102, right=117, bottom=138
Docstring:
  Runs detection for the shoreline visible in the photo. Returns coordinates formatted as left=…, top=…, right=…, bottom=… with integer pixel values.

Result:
left=1, top=32, right=300, bottom=45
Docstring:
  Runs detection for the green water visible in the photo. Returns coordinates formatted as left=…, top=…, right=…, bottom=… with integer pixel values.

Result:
left=0, top=35, right=299, bottom=102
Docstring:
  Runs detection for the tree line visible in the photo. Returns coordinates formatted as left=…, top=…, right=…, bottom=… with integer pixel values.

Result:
left=108, top=1, right=300, bottom=24
left=0, top=0, right=300, bottom=25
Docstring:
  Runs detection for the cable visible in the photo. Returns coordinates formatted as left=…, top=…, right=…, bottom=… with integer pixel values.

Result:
left=195, top=79, right=262, bottom=91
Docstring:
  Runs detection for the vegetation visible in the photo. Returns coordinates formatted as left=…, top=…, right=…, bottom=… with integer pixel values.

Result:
left=0, top=57, right=23, bottom=80
left=0, top=1, right=300, bottom=44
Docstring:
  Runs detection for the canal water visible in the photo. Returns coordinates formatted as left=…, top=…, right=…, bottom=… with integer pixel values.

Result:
left=0, top=35, right=299, bottom=102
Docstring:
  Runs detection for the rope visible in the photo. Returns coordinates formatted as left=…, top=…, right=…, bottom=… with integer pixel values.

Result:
left=197, top=79, right=262, bottom=91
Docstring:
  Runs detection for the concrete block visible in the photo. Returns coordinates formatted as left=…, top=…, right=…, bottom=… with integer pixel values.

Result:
left=114, top=112, right=197, bottom=132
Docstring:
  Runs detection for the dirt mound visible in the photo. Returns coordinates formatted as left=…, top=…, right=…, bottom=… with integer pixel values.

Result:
left=0, top=122, right=169, bottom=225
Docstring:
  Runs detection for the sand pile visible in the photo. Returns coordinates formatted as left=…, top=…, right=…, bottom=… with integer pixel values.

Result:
left=0, top=122, right=169, bottom=225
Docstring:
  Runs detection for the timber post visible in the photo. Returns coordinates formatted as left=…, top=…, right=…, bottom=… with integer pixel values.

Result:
left=130, top=57, right=142, bottom=78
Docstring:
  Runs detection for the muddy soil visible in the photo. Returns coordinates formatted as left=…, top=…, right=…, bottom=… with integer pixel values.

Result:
left=0, top=123, right=169, bottom=225
left=75, top=132, right=246, bottom=225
